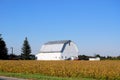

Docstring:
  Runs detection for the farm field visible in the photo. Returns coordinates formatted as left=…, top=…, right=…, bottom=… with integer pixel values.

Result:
left=0, top=60, right=120, bottom=80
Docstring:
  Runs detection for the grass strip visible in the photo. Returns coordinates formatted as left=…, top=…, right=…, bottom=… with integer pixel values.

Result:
left=0, top=71, right=96, bottom=80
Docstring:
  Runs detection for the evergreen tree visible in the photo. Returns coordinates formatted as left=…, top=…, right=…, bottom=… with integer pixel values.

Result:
left=0, top=34, right=8, bottom=59
left=21, top=37, right=31, bottom=60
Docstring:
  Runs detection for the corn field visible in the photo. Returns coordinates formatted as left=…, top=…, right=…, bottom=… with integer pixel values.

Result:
left=0, top=60, right=120, bottom=80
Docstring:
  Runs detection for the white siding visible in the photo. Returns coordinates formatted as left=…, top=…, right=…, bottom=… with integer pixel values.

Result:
left=36, top=53, right=61, bottom=60
left=61, top=42, right=78, bottom=60
left=89, top=57, right=100, bottom=61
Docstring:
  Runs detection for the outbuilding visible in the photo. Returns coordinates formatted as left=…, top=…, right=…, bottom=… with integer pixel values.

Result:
left=36, top=40, right=79, bottom=60
left=89, top=57, right=100, bottom=61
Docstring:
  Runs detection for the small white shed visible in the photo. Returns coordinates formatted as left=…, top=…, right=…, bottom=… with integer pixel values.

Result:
left=89, top=57, right=100, bottom=61
left=36, top=40, right=79, bottom=60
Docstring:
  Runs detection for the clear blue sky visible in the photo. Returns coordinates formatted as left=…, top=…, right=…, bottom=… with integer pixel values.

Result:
left=0, top=0, right=120, bottom=56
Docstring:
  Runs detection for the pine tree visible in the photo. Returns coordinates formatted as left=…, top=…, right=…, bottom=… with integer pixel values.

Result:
left=21, top=37, right=31, bottom=60
left=0, top=34, right=8, bottom=60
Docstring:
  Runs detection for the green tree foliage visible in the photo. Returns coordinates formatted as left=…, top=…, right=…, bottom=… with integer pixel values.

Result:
left=21, top=37, right=32, bottom=60
left=94, top=54, right=101, bottom=57
left=78, top=55, right=89, bottom=60
left=0, top=34, right=8, bottom=59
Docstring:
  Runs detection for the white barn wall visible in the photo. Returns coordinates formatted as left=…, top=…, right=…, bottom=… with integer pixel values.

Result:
left=61, top=42, right=79, bottom=60
left=36, top=53, right=61, bottom=60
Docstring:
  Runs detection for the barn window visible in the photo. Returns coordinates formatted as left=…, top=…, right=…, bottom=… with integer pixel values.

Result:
left=61, top=56, right=63, bottom=59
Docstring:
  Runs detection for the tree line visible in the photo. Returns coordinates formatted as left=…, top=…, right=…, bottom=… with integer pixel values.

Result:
left=0, top=34, right=35, bottom=60
left=78, top=54, right=120, bottom=60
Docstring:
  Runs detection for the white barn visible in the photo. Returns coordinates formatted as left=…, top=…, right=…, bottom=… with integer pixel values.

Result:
left=36, top=40, right=79, bottom=60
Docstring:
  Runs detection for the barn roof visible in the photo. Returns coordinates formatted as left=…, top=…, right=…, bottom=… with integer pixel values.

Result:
left=45, top=40, right=71, bottom=45
left=40, top=40, right=71, bottom=53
